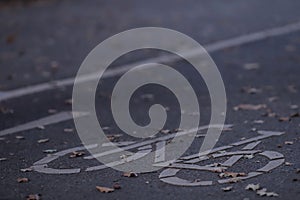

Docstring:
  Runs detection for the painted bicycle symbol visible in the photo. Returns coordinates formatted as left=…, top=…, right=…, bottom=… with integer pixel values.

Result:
left=30, top=125, right=285, bottom=187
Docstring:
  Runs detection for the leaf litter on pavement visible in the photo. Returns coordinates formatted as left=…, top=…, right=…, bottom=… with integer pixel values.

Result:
left=245, top=183, right=279, bottom=197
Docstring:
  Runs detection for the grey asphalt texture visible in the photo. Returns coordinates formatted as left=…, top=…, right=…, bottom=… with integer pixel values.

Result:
left=0, top=0, right=300, bottom=199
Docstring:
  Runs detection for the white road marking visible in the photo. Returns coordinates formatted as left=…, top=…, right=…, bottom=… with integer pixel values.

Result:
left=0, top=111, right=88, bottom=137
left=221, top=141, right=261, bottom=167
left=85, top=148, right=152, bottom=172
left=155, top=141, right=166, bottom=163
left=1, top=21, right=300, bottom=102
left=83, top=124, right=232, bottom=160
left=257, top=159, right=285, bottom=173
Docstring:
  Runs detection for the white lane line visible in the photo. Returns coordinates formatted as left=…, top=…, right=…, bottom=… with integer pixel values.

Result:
left=0, top=111, right=88, bottom=137
left=1, top=21, right=300, bottom=102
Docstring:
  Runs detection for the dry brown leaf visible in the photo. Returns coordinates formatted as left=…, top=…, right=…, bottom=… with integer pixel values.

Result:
left=0, top=158, right=7, bottom=162
left=26, top=194, right=41, bottom=200
left=287, top=85, right=297, bottom=93
left=290, top=105, right=299, bottom=110
left=290, top=112, right=300, bottom=118
left=268, top=96, right=279, bottom=102
left=37, top=138, right=49, bottom=144
left=284, top=141, right=294, bottom=145
left=241, top=87, right=262, bottom=94
left=20, top=167, right=33, bottom=172
left=227, top=178, right=241, bottom=183
left=160, top=129, right=171, bottom=134
left=257, top=188, right=279, bottom=197
left=6, top=34, right=16, bottom=44
left=16, top=135, right=24, bottom=140
left=17, top=177, right=29, bottom=183
left=37, top=125, right=45, bottom=130
left=48, top=109, right=57, bottom=114
left=222, top=186, right=233, bottom=192
left=0, top=106, right=14, bottom=114
left=285, top=162, right=293, bottom=166
left=278, top=117, right=291, bottom=122
left=107, top=134, right=122, bottom=142
left=113, top=183, right=121, bottom=190
left=245, top=183, right=260, bottom=191
left=219, top=172, right=247, bottom=178
left=64, top=99, right=73, bottom=105
left=69, top=151, right=85, bottom=158
left=123, top=172, right=138, bottom=177
left=234, top=104, right=266, bottom=111
left=96, top=186, right=114, bottom=193
left=63, top=128, right=74, bottom=133
left=253, top=120, right=264, bottom=124
left=243, top=63, right=260, bottom=70
left=43, top=149, right=57, bottom=153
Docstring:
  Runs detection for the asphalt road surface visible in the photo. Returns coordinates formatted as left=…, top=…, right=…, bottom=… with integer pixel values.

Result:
left=1, top=0, right=300, bottom=199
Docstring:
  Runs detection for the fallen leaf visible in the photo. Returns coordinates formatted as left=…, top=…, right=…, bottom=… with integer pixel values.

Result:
left=26, top=194, right=41, bottom=200
left=253, top=120, right=264, bottom=124
left=262, top=109, right=277, bottom=117
left=123, top=172, right=138, bottom=177
left=63, top=128, right=74, bottom=133
left=107, top=134, right=122, bottom=142
left=245, top=183, right=260, bottom=191
left=278, top=117, right=291, bottom=122
left=0, top=158, right=7, bottom=162
left=0, top=106, right=14, bottom=114
left=69, top=151, right=85, bottom=158
left=140, top=94, right=154, bottom=101
left=244, top=154, right=254, bottom=159
left=268, top=96, right=279, bottom=102
left=20, top=167, right=33, bottom=172
left=285, top=162, right=292, bottom=166
left=290, top=112, right=300, bottom=118
left=296, top=169, right=300, bottom=174
left=234, top=104, right=266, bottom=111
left=243, top=63, right=260, bottom=70
left=284, top=141, right=294, bottom=145
left=160, top=129, right=171, bottom=134
left=290, top=105, right=299, bottom=110
left=37, top=125, right=45, bottom=130
left=287, top=85, right=297, bottom=93
left=113, top=183, right=121, bottom=189
left=222, top=186, right=233, bottom=192
left=43, top=149, right=57, bottom=153
left=256, top=188, right=279, bottom=197
left=48, top=109, right=57, bottom=114
left=37, top=138, right=49, bottom=144
left=241, top=87, right=262, bottom=94
left=96, top=186, right=114, bottom=193
left=6, top=34, right=16, bottom=44
left=285, top=45, right=296, bottom=52
left=16, top=135, right=24, bottom=140
left=64, top=99, right=73, bottom=105
left=17, top=177, right=29, bottom=183
left=219, top=172, right=247, bottom=178
left=227, top=178, right=241, bottom=183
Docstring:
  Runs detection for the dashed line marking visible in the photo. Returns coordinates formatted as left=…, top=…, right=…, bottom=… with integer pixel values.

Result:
left=0, top=111, right=88, bottom=137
